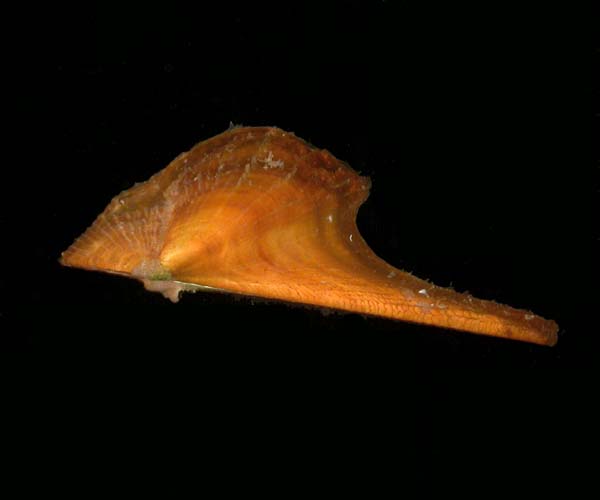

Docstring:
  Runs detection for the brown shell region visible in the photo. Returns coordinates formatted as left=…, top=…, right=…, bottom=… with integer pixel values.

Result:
left=60, top=126, right=559, bottom=346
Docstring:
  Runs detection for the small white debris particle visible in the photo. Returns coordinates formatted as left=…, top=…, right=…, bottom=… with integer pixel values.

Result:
left=387, top=271, right=396, bottom=279
left=418, top=289, right=429, bottom=296
left=326, top=214, right=333, bottom=223
left=284, top=166, right=297, bottom=180
left=260, top=151, right=285, bottom=169
left=417, top=301, right=433, bottom=313
left=349, top=234, right=353, bottom=242
left=118, top=199, right=125, bottom=205
left=332, top=179, right=351, bottom=189
left=525, top=313, right=535, bottom=320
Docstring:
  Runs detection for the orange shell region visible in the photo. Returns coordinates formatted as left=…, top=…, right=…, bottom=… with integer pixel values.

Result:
left=60, top=126, right=558, bottom=346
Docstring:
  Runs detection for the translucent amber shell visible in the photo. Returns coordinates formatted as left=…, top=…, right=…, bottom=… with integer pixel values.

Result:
left=60, top=127, right=558, bottom=346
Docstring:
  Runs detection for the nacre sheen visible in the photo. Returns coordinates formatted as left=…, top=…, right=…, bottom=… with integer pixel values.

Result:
left=60, top=126, right=558, bottom=346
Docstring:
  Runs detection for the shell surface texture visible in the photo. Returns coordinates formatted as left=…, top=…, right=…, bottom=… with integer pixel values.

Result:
left=61, top=126, right=558, bottom=346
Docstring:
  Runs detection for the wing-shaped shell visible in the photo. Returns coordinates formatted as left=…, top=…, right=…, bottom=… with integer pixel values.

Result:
left=60, top=126, right=558, bottom=346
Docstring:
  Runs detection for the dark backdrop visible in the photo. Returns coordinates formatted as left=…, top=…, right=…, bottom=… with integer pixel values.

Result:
left=8, top=1, right=592, bottom=495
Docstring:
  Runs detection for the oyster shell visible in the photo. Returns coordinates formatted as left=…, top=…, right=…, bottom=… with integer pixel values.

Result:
left=60, top=126, right=558, bottom=346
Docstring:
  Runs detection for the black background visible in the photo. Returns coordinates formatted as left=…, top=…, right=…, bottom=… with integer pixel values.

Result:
left=8, top=1, right=593, bottom=494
